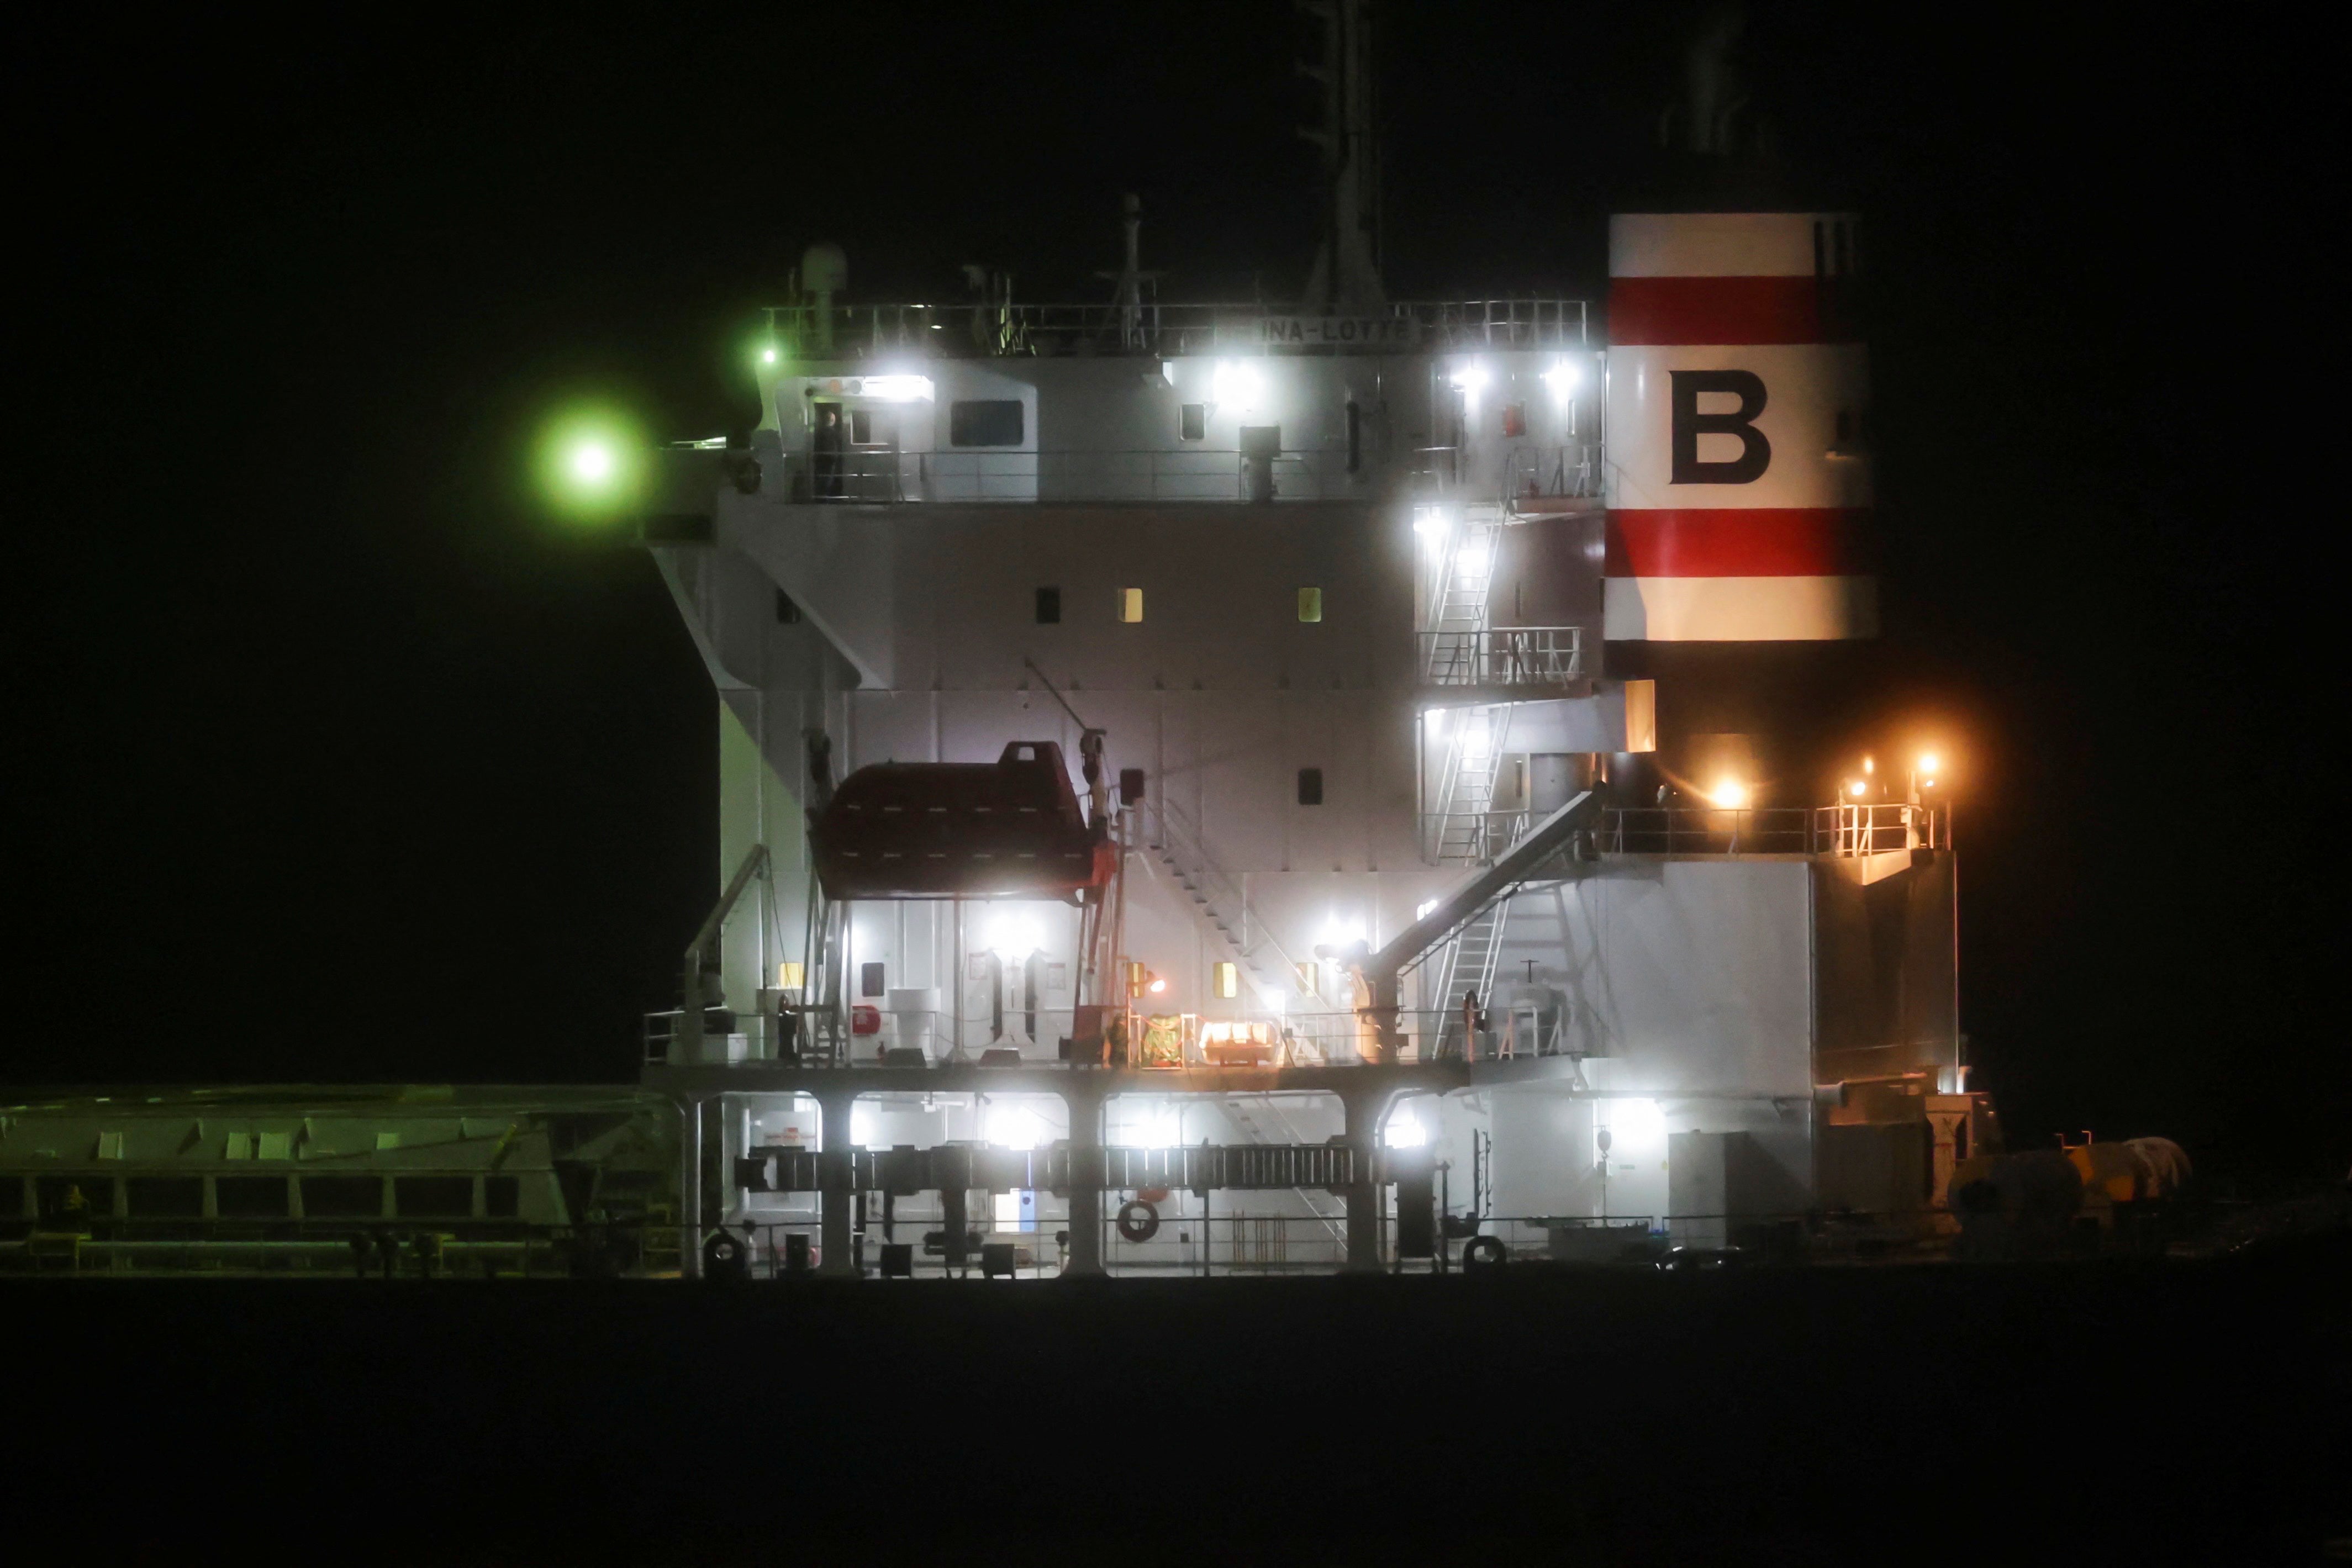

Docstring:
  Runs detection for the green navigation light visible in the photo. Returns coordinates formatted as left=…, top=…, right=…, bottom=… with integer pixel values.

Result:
left=568, top=440, right=616, bottom=485
left=760, top=346, right=779, bottom=366
left=536, top=406, right=644, bottom=526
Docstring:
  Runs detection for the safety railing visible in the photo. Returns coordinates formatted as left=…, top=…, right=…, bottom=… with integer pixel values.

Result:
left=1417, top=626, right=1584, bottom=688
left=762, top=297, right=1591, bottom=360
left=1, top=1222, right=678, bottom=1279
left=1418, top=810, right=1533, bottom=865
left=1595, top=804, right=1943, bottom=857
left=793, top=446, right=1374, bottom=504
left=1809, top=802, right=1944, bottom=854
left=1501, top=442, right=1604, bottom=501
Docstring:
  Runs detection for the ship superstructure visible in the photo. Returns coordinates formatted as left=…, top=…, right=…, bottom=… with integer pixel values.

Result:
left=629, top=142, right=1975, bottom=1277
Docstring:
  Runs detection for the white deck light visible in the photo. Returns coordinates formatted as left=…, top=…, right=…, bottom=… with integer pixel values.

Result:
left=1212, top=359, right=1261, bottom=409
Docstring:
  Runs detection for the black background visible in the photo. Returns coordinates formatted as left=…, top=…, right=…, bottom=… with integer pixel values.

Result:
left=14, top=4, right=2338, bottom=1187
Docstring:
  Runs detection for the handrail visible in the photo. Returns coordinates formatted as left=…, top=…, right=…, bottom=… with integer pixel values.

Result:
left=1149, top=793, right=1306, bottom=1004
left=762, top=296, right=1591, bottom=358
left=1417, top=626, right=1584, bottom=687
left=794, top=445, right=1377, bottom=504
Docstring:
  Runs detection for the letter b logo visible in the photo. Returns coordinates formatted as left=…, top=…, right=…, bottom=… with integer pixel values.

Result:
left=1670, top=369, right=1771, bottom=485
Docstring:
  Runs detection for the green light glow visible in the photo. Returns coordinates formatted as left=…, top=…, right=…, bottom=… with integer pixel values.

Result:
left=535, top=405, right=644, bottom=525
left=569, top=440, right=615, bottom=484
left=760, top=346, right=778, bottom=365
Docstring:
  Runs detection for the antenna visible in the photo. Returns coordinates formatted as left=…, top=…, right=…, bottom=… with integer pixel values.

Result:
left=1297, top=0, right=1384, bottom=312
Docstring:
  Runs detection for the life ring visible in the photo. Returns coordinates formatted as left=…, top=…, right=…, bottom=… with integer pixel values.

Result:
left=702, top=1229, right=750, bottom=1281
left=1461, top=1235, right=1508, bottom=1273
left=1116, top=1199, right=1161, bottom=1243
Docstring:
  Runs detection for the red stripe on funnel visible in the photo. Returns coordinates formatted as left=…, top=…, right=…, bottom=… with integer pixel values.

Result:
left=1606, top=509, right=1870, bottom=577
left=1608, top=275, right=1859, bottom=345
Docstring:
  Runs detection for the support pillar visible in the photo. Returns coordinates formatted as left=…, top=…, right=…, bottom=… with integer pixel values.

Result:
left=1339, top=1086, right=1399, bottom=1274
left=813, top=1085, right=862, bottom=1278
left=1058, top=1082, right=1108, bottom=1277
left=679, top=1094, right=705, bottom=1280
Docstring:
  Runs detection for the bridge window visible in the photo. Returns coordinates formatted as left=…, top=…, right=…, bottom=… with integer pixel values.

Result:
left=1214, top=962, right=1239, bottom=1000
left=216, top=1176, right=291, bottom=1219
left=1035, top=587, right=1061, bottom=624
left=303, top=1175, right=383, bottom=1218
left=395, top=1176, right=476, bottom=1218
left=949, top=399, right=1024, bottom=447
left=1180, top=403, right=1206, bottom=441
left=126, top=1176, right=204, bottom=1218
left=36, top=1176, right=112, bottom=1223
left=861, top=962, right=887, bottom=998
left=1297, top=768, right=1324, bottom=806
left=1297, top=587, right=1322, bottom=623
left=485, top=1175, right=521, bottom=1219
left=1117, top=588, right=1144, bottom=624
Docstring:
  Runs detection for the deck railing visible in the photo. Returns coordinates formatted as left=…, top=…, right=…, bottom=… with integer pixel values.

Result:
left=762, top=297, right=1590, bottom=359
left=1418, top=626, right=1584, bottom=688
left=792, top=446, right=1377, bottom=504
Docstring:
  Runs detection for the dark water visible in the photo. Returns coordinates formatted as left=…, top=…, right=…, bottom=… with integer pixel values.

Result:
left=9, top=1240, right=2344, bottom=1562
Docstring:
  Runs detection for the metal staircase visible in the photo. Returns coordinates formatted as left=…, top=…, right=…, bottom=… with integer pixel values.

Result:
left=1432, top=706, right=1513, bottom=864
left=1421, top=504, right=1504, bottom=683
left=1145, top=795, right=1298, bottom=1015
left=1222, top=1096, right=1348, bottom=1256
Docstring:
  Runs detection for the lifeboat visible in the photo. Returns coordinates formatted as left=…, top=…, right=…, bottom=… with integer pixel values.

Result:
left=809, top=741, right=1115, bottom=901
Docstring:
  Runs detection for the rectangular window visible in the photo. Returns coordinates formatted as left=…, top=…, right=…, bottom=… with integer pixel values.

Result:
left=302, top=1175, right=384, bottom=1219
left=484, top=1175, right=521, bottom=1219
left=861, top=961, right=887, bottom=997
left=394, top=1176, right=476, bottom=1219
left=950, top=399, right=1024, bottom=447
left=1297, top=768, right=1324, bottom=806
left=1213, top=962, right=1239, bottom=1000
left=1501, top=402, right=1526, bottom=439
left=215, top=1175, right=291, bottom=1219
left=776, top=960, right=805, bottom=990
left=126, top=1176, right=204, bottom=1218
left=1035, top=587, right=1061, bottom=624
left=37, top=1176, right=113, bottom=1223
left=1117, top=588, right=1143, bottom=623
left=1297, top=587, right=1322, bottom=623
left=1295, top=961, right=1316, bottom=993
left=1180, top=403, right=1206, bottom=441
left=849, top=408, right=874, bottom=445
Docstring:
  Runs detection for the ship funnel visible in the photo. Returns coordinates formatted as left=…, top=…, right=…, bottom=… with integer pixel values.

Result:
left=802, top=242, right=847, bottom=354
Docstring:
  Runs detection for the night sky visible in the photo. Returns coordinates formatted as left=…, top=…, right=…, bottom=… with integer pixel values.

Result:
left=18, top=6, right=2337, bottom=1186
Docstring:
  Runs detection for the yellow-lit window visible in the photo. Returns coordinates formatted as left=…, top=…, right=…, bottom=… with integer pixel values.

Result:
left=1118, top=587, right=1144, bottom=622
left=1295, top=961, right=1316, bottom=993
left=776, top=962, right=804, bottom=990
left=1214, top=962, right=1238, bottom=1000
left=1297, top=587, right=1322, bottom=622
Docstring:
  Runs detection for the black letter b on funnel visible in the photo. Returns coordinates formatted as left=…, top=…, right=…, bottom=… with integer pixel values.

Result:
left=1670, top=369, right=1771, bottom=484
